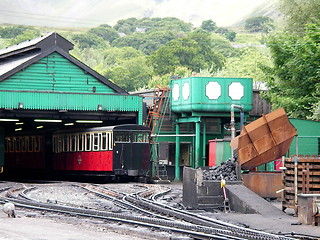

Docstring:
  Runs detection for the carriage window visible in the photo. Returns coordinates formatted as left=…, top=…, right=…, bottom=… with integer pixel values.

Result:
left=15, top=137, right=21, bottom=152
left=25, top=137, right=29, bottom=152
left=34, top=136, right=41, bottom=152
left=114, top=132, right=130, bottom=142
left=85, top=133, right=92, bottom=151
left=109, top=133, right=113, bottom=150
left=6, top=138, right=15, bottom=152
left=71, top=135, right=77, bottom=152
left=5, top=138, right=14, bottom=152
left=57, top=136, right=62, bottom=153
left=52, top=136, right=57, bottom=153
left=101, top=132, right=107, bottom=150
left=63, top=135, right=69, bottom=152
left=132, top=132, right=149, bottom=143
left=78, top=134, right=85, bottom=151
left=8, top=138, right=13, bottom=152
left=21, top=137, right=27, bottom=152
left=28, top=137, right=34, bottom=152
left=93, top=133, right=100, bottom=151
left=55, top=136, right=59, bottom=153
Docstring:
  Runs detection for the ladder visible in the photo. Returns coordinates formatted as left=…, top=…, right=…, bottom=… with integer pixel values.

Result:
left=146, top=86, right=170, bottom=180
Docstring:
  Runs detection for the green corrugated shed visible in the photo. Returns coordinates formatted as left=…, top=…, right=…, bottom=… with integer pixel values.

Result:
left=0, top=90, right=143, bottom=112
left=289, top=118, right=320, bottom=155
left=0, top=52, right=142, bottom=113
left=0, top=32, right=144, bottom=124
left=1, top=52, right=115, bottom=93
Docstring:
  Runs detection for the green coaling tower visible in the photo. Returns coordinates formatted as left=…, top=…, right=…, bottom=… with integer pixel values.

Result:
left=170, top=77, right=253, bottom=180
left=171, top=77, right=253, bottom=113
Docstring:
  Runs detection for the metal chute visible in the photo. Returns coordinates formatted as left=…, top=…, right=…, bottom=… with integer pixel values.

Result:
left=230, top=108, right=297, bottom=169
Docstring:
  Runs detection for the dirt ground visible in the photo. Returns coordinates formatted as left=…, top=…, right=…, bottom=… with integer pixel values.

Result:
left=0, top=210, right=155, bottom=240
left=0, top=181, right=319, bottom=240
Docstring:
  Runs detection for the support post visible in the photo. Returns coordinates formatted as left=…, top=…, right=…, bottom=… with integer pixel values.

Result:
left=294, top=136, right=299, bottom=216
left=195, top=121, right=201, bottom=168
left=175, top=123, right=180, bottom=181
left=202, top=119, right=206, bottom=167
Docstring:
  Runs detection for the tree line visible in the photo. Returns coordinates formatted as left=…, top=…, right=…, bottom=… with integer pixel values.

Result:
left=0, top=1, right=319, bottom=121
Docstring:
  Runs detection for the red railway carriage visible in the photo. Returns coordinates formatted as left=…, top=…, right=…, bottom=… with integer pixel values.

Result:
left=4, top=124, right=151, bottom=180
left=52, top=124, right=151, bottom=178
left=4, top=135, right=46, bottom=175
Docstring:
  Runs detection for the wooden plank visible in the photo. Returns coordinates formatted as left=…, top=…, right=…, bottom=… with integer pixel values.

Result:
left=284, top=158, right=320, bottom=163
left=284, top=164, right=320, bottom=169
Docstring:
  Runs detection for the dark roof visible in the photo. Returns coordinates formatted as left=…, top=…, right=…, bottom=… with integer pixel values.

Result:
left=0, top=32, right=127, bottom=94
left=0, top=32, right=73, bottom=59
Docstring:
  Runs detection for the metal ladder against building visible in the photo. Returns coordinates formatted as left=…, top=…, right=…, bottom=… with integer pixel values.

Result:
left=146, top=85, right=170, bottom=180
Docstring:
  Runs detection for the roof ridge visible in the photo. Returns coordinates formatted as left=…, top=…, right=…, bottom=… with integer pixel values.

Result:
left=0, top=32, right=73, bottom=58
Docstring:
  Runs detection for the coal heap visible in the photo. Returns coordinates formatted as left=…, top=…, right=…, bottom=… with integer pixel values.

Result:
left=203, top=158, right=238, bottom=181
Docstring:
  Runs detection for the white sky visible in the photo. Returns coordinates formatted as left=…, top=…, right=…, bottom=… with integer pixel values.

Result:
left=0, top=0, right=268, bottom=27
left=143, top=0, right=267, bottom=26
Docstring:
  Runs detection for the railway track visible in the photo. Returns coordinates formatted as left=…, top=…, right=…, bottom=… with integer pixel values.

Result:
left=0, top=184, right=303, bottom=240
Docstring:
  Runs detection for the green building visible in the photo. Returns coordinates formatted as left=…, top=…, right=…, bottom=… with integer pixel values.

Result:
left=289, top=118, right=320, bottom=156
left=146, top=77, right=254, bottom=180
left=144, top=78, right=320, bottom=180
left=0, top=32, right=145, bottom=171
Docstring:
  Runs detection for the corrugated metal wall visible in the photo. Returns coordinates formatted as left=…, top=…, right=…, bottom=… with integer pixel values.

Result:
left=289, top=119, right=320, bottom=155
left=0, top=52, right=144, bottom=123
left=1, top=52, right=115, bottom=94
left=0, top=90, right=142, bottom=112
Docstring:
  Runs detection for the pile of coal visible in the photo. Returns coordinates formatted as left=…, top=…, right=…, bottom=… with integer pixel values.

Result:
left=203, top=158, right=238, bottom=181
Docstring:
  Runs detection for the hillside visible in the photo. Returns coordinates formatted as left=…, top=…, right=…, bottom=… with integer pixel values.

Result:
left=234, top=0, right=283, bottom=26
left=0, top=0, right=281, bottom=28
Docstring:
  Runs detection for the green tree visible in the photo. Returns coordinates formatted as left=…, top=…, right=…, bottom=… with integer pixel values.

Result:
left=114, top=18, right=138, bottom=34
left=114, top=17, right=192, bottom=36
left=104, top=56, right=152, bottom=91
left=245, top=16, right=274, bottom=32
left=0, top=25, right=39, bottom=38
left=80, top=46, right=152, bottom=91
left=148, top=30, right=225, bottom=75
left=263, top=23, right=320, bottom=119
left=280, top=0, right=320, bottom=31
left=89, top=25, right=119, bottom=43
left=112, top=30, right=177, bottom=54
left=112, top=17, right=192, bottom=54
left=215, top=46, right=271, bottom=82
left=137, top=17, right=192, bottom=33
left=200, top=20, right=217, bottom=32
left=225, top=31, right=236, bottom=42
left=148, top=66, right=193, bottom=89
left=10, top=29, right=40, bottom=45
left=72, top=33, right=106, bottom=49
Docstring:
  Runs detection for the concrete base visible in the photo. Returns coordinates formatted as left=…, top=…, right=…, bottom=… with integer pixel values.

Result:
left=226, top=184, right=285, bottom=215
left=297, top=194, right=320, bottom=225
left=183, top=166, right=286, bottom=215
